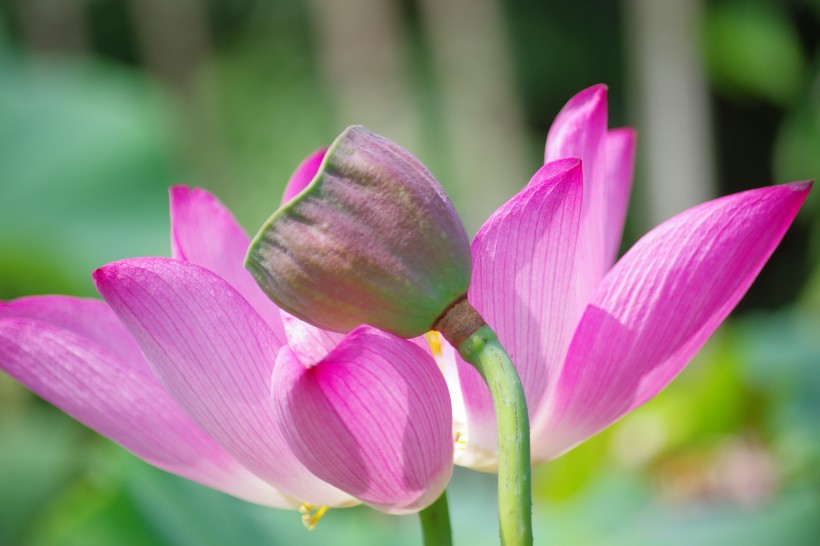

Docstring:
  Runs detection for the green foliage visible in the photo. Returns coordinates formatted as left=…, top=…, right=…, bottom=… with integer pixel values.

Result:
left=0, top=56, right=175, bottom=298
left=703, top=0, right=806, bottom=105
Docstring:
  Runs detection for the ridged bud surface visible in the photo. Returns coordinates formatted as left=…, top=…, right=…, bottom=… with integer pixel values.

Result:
left=246, top=126, right=471, bottom=338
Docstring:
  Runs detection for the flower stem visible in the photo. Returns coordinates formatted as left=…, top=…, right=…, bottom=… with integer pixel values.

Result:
left=458, top=324, right=533, bottom=546
left=418, top=490, right=453, bottom=546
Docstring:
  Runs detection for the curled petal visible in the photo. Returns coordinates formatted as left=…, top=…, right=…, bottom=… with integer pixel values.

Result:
left=0, top=318, right=293, bottom=507
left=603, top=127, right=637, bottom=267
left=539, top=181, right=812, bottom=459
left=544, top=84, right=610, bottom=313
left=456, top=158, right=583, bottom=468
left=94, top=257, right=353, bottom=507
left=273, top=327, right=453, bottom=514
left=545, top=85, right=608, bottom=169
left=169, top=186, right=286, bottom=344
left=281, top=148, right=327, bottom=205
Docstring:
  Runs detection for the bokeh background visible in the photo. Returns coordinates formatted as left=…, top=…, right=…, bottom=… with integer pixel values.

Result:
left=1, top=0, right=819, bottom=544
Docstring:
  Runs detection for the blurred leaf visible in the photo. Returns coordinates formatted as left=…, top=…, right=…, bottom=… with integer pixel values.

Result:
left=197, top=22, right=335, bottom=232
left=702, top=0, right=806, bottom=105
left=733, top=309, right=820, bottom=480
left=0, top=54, right=178, bottom=298
left=774, top=76, right=820, bottom=196
left=0, top=406, right=85, bottom=545
left=534, top=429, right=614, bottom=501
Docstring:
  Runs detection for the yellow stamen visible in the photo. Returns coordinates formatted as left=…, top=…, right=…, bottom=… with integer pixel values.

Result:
left=299, top=503, right=329, bottom=530
left=425, top=331, right=443, bottom=358
left=454, top=430, right=468, bottom=448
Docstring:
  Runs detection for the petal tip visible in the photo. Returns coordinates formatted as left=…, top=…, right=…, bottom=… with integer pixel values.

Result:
left=787, top=180, right=813, bottom=193
left=530, top=157, right=583, bottom=189
left=574, top=83, right=608, bottom=105
left=168, top=185, right=192, bottom=199
left=610, top=126, right=637, bottom=141
left=91, top=263, right=113, bottom=285
left=92, top=258, right=164, bottom=291
left=169, top=185, right=219, bottom=209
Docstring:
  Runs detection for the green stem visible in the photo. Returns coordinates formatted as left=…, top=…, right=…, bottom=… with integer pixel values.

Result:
left=459, top=324, right=532, bottom=546
left=418, top=490, right=453, bottom=546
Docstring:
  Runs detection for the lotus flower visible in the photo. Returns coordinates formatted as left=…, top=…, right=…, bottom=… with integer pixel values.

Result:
left=451, top=85, right=811, bottom=469
left=262, top=85, right=811, bottom=471
left=0, top=185, right=454, bottom=516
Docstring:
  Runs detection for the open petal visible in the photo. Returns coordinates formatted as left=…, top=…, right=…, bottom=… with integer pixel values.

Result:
left=274, top=327, right=453, bottom=514
left=169, top=186, right=286, bottom=344
left=456, top=158, right=583, bottom=468
left=544, top=84, right=610, bottom=313
left=281, top=148, right=327, bottom=205
left=603, top=127, right=636, bottom=267
left=539, top=182, right=812, bottom=459
left=94, top=257, right=353, bottom=507
left=0, top=296, right=149, bottom=374
left=0, top=317, right=294, bottom=507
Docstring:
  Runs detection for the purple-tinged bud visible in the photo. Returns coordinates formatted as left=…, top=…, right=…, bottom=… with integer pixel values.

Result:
left=245, top=126, right=472, bottom=338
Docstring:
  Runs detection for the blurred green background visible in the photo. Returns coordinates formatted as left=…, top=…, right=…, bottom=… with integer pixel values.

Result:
left=1, top=0, right=819, bottom=545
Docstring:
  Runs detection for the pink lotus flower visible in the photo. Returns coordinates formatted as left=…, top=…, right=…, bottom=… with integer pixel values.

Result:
left=272, top=85, right=811, bottom=472
left=0, top=185, right=454, bottom=516
left=0, top=83, right=810, bottom=527
left=446, top=85, right=811, bottom=469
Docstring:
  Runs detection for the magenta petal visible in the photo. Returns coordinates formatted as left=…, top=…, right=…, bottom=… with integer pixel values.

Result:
left=273, top=327, right=453, bottom=514
left=544, top=85, right=608, bottom=168
left=456, top=159, right=583, bottom=466
left=0, top=318, right=294, bottom=507
left=169, top=186, right=285, bottom=344
left=281, top=148, right=327, bottom=205
left=540, top=182, right=812, bottom=459
left=544, top=85, right=610, bottom=311
left=0, top=296, right=149, bottom=375
left=94, top=257, right=352, bottom=506
left=280, top=310, right=345, bottom=367
left=603, top=127, right=636, bottom=267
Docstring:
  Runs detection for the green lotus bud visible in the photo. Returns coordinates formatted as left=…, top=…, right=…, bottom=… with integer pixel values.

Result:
left=245, top=126, right=472, bottom=338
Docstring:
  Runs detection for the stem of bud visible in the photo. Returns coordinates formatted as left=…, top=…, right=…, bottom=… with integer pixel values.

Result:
left=437, top=301, right=533, bottom=546
left=418, top=490, right=453, bottom=546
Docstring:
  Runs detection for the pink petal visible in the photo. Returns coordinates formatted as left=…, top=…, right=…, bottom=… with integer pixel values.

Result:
left=273, top=327, right=453, bottom=514
left=93, top=257, right=353, bottom=507
left=603, top=127, right=637, bottom=267
left=0, top=296, right=148, bottom=375
left=281, top=148, right=327, bottom=205
left=169, top=186, right=286, bottom=344
left=540, top=182, right=812, bottom=459
left=544, top=84, right=610, bottom=313
left=0, top=318, right=294, bottom=507
left=544, top=85, right=608, bottom=168
left=280, top=310, right=345, bottom=367
left=456, top=159, right=583, bottom=467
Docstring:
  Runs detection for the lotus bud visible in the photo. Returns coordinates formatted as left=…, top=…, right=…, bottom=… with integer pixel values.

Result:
left=245, top=125, right=472, bottom=338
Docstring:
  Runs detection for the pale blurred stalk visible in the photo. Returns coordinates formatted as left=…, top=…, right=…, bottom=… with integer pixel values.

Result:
left=127, top=0, right=231, bottom=193
left=418, top=0, right=531, bottom=234
left=625, top=0, right=715, bottom=228
left=18, top=0, right=89, bottom=56
left=308, top=0, right=422, bottom=154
